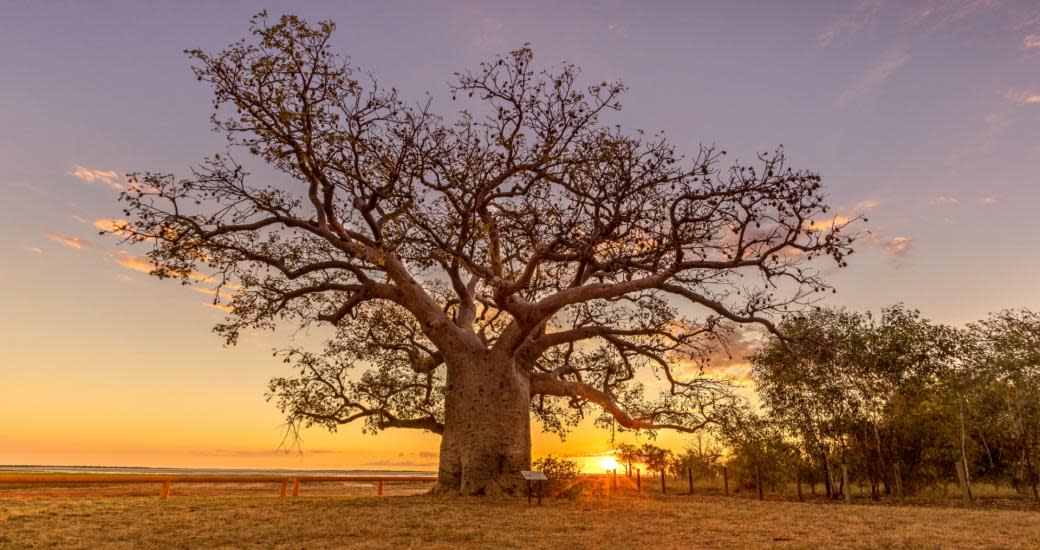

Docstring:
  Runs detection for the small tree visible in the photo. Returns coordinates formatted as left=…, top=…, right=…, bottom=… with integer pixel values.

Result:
left=613, top=442, right=640, bottom=477
left=116, top=13, right=857, bottom=496
left=714, top=406, right=789, bottom=496
left=640, top=443, right=672, bottom=480
left=672, top=435, right=724, bottom=480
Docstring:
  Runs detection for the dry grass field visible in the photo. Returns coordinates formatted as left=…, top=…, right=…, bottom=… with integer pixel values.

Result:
left=2, top=477, right=1039, bottom=549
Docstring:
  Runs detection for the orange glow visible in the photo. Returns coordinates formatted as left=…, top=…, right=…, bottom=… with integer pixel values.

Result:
left=598, top=456, right=620, bottom=472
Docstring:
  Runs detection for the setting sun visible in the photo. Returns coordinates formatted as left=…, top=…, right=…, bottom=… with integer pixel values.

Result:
left=598, top=456, right=620, bottom=472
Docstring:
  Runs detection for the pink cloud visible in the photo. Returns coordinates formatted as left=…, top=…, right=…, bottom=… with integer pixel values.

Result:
left=45, top=232, right=91, bottom=250
left=93, top=218, right=132, bottom=237
left=882, top=236, right=912, bottom=257
left=115, top=251, right=155, bottom=273
left=930, top=196, right=960, bottom=205
left=1007, top=89, right=1040, bottom=104
left=69, top=166, right=124, bottom=191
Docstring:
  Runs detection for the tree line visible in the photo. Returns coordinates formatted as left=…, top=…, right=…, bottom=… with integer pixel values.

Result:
left=608, top=306, right=1040, bottom=501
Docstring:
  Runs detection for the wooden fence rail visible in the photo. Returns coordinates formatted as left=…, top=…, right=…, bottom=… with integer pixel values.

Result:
left=0, top=474, right=438, bottom=499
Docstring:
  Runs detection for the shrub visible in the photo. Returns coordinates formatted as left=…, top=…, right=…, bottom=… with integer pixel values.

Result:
left=531, top=455, right=583, bottom=498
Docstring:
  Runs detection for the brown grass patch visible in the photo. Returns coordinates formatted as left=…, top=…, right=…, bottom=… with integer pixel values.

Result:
left=1, top=477, right=1037, bottom=549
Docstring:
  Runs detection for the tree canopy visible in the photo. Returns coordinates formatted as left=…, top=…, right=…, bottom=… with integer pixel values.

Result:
left=747, top=306, right=1040, bottom=500
left=115, top=13, right=858, bottom=494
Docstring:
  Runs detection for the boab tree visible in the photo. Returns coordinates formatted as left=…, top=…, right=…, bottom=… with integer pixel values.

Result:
left=116, top=14, right=858, bottom=496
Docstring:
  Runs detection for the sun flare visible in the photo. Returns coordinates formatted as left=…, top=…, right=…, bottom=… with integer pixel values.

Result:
left=598, top=456, right=620, bottom=472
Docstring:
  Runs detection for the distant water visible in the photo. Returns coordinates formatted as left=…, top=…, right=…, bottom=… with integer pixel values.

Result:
left=0, top=465, right=435, bottom=477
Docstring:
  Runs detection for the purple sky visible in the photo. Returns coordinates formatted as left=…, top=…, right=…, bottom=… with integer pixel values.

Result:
left=2, top=0, right=1039, bottom=467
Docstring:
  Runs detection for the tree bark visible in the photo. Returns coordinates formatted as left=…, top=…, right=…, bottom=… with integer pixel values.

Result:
left=893, top=462, right=903, bottom=499
left=841, top=461, right=851, bottom=504
left=821, top=451, right=834, bottom=499
left=756, top=463, right=764, bottom=501
left=796, top=466, right=804, bottom=501
left=958, top=399, right=973, bottom=500
left=432, top=351, right=531, bottom=496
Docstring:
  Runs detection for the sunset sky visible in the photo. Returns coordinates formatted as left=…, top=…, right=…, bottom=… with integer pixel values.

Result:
left=2, top=0, right=1039, bottom=471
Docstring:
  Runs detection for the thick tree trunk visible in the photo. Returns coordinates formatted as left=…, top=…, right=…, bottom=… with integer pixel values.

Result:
left=432, top=351, right=531, bottom=496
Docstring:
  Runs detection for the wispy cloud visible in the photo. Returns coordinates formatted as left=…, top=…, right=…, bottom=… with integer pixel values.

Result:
left=1025, top=34, right=1040, bottom=49
left=113, top=250, right=211, bottom=285
left=93, top=218, right=132, bottom=237
left=115, top=251, right=155, bottom=274
left=882, top=236, right=912, bottom=257
left=606, top=23, right=628, bottom=38
left=836, top=47, right=908, bottom=106
left=673, top=324, right=766, bottom=384
left=42, top=226, right=238, bottom=311
left=189, top=448, right=339, bottom=457
left=1007, top=89, right=1040, bottom=104
left=930, top=195, right=960, bottom=205
left=983, top=112, right=1007, bottom=130
left=806, top=214, right=853, bottom=230
left=708, top=325, right=763, bottom=376
left=203, top=301, right=235, bottom=313
left=45, top=232, right=93, bottom=250
left=981, top=196, right=996, bottom=205
left=69, top=165, right=124, bottom=191
left=800, top=198, right=874, bottom=235
left=23, top=245, right=43, bottom=254
left=360, top=459, right=436, bottom=468
left=860, top=225, right=914, bottom=266
left=818, top=0, right=882, bottom=47
left=471, top=16, right=504, bottom=50
left=907, top=0, right=1001, bottom=29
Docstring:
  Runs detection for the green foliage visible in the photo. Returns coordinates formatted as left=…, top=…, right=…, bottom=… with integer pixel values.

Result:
left=740, top=305, right=1040, bottom=501
left=669, top=435, right=724, bottom=480
left=636, top=443, right=672, bottom=478
left=531, top=455, right=583, bottom=498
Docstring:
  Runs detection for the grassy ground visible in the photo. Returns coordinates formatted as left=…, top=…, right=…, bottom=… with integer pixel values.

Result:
left=1, top=477, right=1038, bottom=549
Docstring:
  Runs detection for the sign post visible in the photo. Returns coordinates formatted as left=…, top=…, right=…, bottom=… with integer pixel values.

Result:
left=521, top=471, right=548, bottom=506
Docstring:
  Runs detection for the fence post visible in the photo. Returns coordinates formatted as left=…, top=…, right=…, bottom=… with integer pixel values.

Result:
left=841, top=464, right=851, bottom=504
left=956, top=462, right=972, bottom=506
left=612, top=469, right=617, bottom=491
left=279, top=479, right=288, bottom=497
left=377, top=480, right=384, bottom=496
left=688, top=467, right=694, bottom=495
left=661, top=470, right=666, bottom=494
left=636, top=468, right=641, bottom=491
left=159, top=481, right=172, bottom=500
left=722, top=467, right=729, bottom=496
left=292, top=477, right=301, bottom=497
